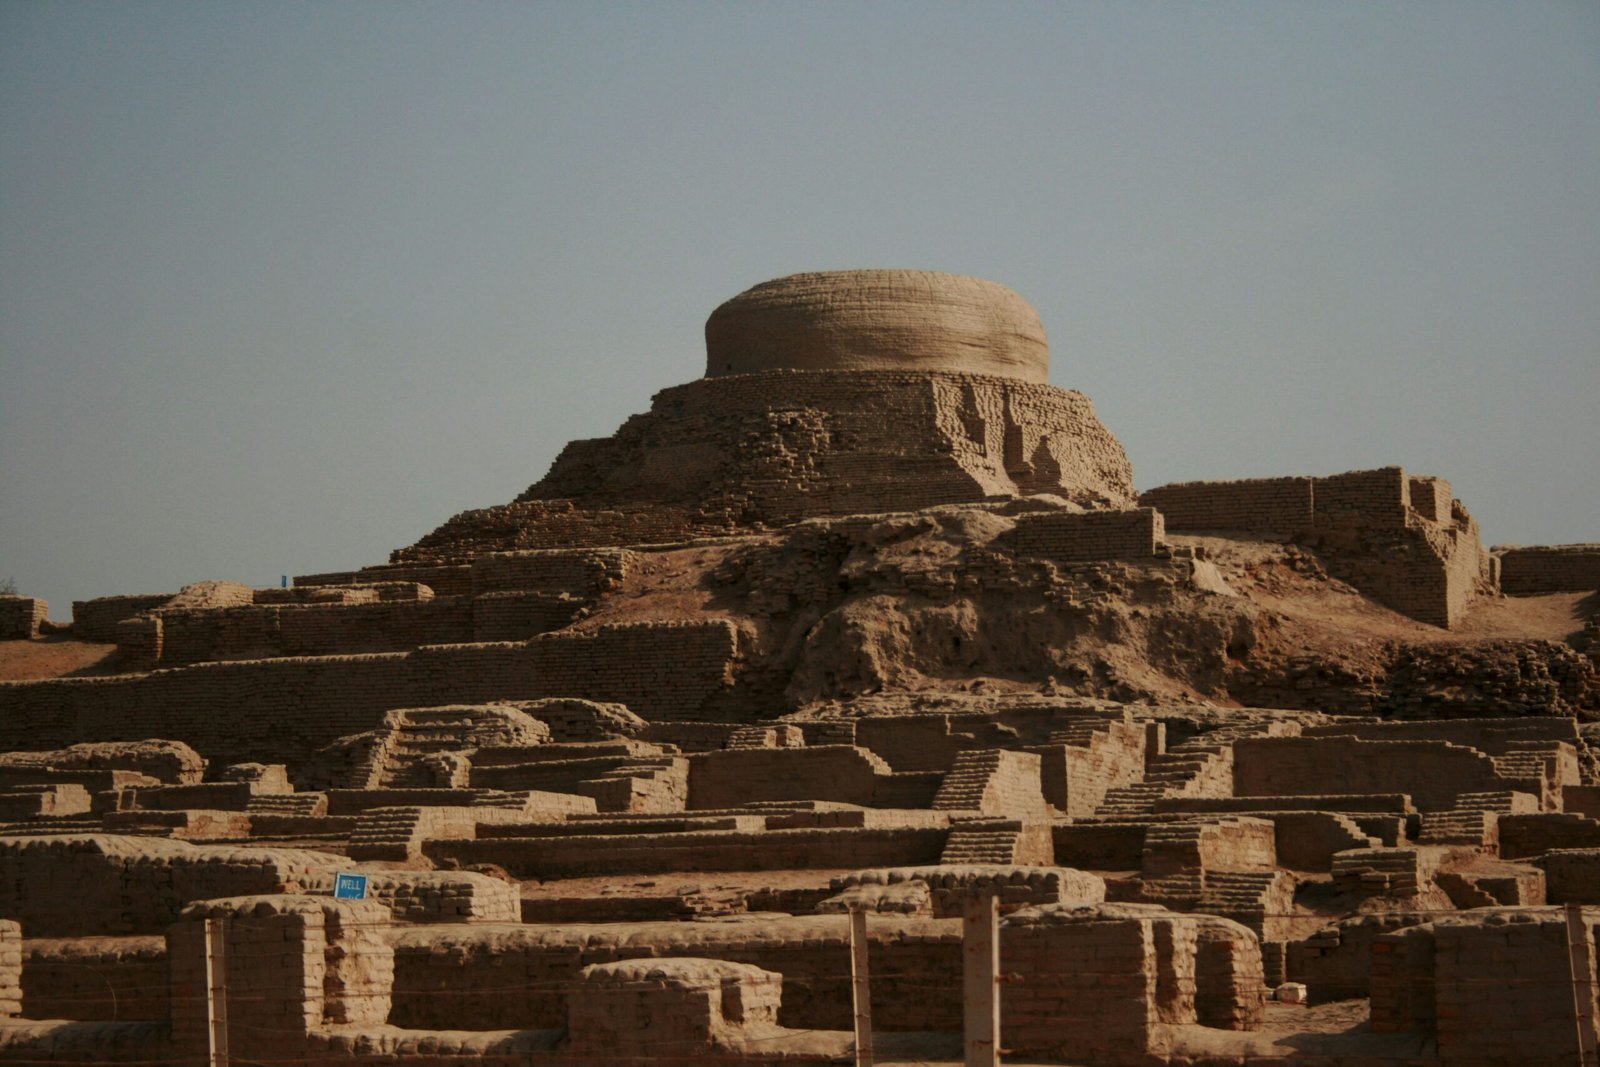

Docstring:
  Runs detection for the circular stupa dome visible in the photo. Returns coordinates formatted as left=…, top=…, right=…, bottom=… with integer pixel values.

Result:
left=704, top=269, right=1049, bottom=383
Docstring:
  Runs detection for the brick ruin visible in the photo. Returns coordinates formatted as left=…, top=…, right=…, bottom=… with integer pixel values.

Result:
left=0, top=269, right=1597, bottom=1066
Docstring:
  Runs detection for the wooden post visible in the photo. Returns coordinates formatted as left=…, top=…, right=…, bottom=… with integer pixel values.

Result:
left=1566, top=903, right=1599, bottom=1067
left=848, top=905, right=873, bottom=1067
left=204, top=917, right=230, bottom=1067
left=962, top=893, right=999, bottom=1067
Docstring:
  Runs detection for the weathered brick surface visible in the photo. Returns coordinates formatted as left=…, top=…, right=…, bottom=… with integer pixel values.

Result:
left=1497, top=543, right=1600, bottom=594
left=0, top=620, right=738, bottom=772
left=0, top=597, right=47, bottom=641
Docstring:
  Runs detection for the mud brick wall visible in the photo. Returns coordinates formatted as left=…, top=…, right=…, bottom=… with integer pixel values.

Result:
left=0, top=837, right=339, bottom=937
left=1409, top=476, right=1453, bottom=522
left=0, top=620, right=738, bottom=770
left=1498, top=544, right=1600, bottom=594
left=1565, top=785, right=1600, bottom=820
left=687, top=745, right=890, bottom=808
left=1138, top=476, right=1314, bottom=533
left=1539, top=849, right=1600, bottom=904
left=156, top=599, right=476, bottom=666
left=1141, top=819, right=1276, bottom=879
left=1498, top=813, right=1600, bottom=859
left=1193, top=916, right=1265, bottom=1030
left=1302, top=716, right=1581, bottom=753
left=386, top=916, right=965, bottom=1033
left=1010, top=508, right=1164, bottom=562
left=295, top=562, right=472, bottom=596
left=999, top=910, right=1191, bottom=1059
left=358, top=872, right=520, bottom=924
left=1430, top=912, right=1598, bottom=1065
left=1053, top=822, right=1148, bottom=870
left=1300, top=914, right=1433, bottom=1008
left=470, top=591, right=583, bottom=641
left=1054, top=722, right=1147, bottom=816
left=425, top=825, right=950, bottom=878
left=1370, top=923, right=1439, bottom=1032
left=470, top=548, right=635, bottom=597
left=169, top=896, right=392, bottom=1058
left=1312, top=467, right=1410, bottom=528
left=70, top=593, right=172, bottom=642
left=0, top=921, right=17, bottom=1018
left=0, top=597, right=48, bottom=640
left=21, top=936, right=168, bottom=1021
left=1232, top=737, right=1502, bottom=812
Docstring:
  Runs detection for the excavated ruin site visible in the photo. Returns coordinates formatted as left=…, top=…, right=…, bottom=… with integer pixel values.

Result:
left=0, top=268, right=1597, bottom=1067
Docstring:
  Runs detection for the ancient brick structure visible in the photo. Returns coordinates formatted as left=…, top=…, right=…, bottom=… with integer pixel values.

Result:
left=0, top=268, right=1595, bottom=1066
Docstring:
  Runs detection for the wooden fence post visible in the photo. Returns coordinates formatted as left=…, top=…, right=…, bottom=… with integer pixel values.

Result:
left=1566, top=903, right=1599, bottom=1067
left=963, top=893, right=998, bottom=1067
left=204, top=917, right=230, bottom=1067
left=849, top=905, right=874, bottom=1067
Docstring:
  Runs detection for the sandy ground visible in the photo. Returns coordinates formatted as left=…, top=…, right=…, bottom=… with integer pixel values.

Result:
left=0, top=636, right=125, bottom=681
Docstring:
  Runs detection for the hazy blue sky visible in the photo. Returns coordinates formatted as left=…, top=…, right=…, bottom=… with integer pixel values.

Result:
left=2, top=2, right=1596, bottom=615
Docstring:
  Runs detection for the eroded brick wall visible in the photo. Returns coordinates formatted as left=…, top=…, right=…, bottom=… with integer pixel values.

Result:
left=1233, top=737, right=1502, bottom=812
left=386, top=916, right=964, bottom=1033
left=0, top=597, right=47, bottom=640
left=1498, top=544, right=1600, bottom=594
left=0, top=621, right=738, bottom=771
left=1010, top=507, right=1164, bottom=561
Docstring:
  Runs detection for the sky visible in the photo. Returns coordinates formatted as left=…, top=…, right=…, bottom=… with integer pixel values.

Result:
left=2, top=1, right=1597, bottom=616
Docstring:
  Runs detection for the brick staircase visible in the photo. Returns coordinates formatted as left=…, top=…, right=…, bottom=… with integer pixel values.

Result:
left=941, top=818, right=1026, bottom=864
left=1094, top=722, right=1290, bottom=817
left=1096, top=744, right=1227, bottom=815
left=347, top=806, right=431, bottom=860
left=1417, top=789, right=1533, bottom=846
left=0, top=814, right=167, bottom=838
left=245, top=793, right=329, bottom=818
left=931, top=750, right=1012, bottom=810
left=374, top=708, right=491, bottom=788
left=471, top=745, right=688, bottom=813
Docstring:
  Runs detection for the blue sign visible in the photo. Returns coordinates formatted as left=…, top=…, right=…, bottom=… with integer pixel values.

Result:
left=334, top=873, right=368, bottom=900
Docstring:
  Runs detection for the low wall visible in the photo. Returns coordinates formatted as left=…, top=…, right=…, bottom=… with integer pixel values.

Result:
left=387, top=916, right=964, bottom=1033
left=1138, top=476, right=1313, bottom=534
left=0, top=621, right=738, bottom=772
left=0, top=836, right=338, bottom=937
left=424, top=825, right=951, bottom=878
left=1233, top=737, right=1501, bottom=812
left=1498, top=544, right=1600, bottom=594
left=687, top=746, right=890, bottom=809
left=21, top=937, right=168, bottom=1021
left=1010, top=508, right=1164, bottom=561
left=70, top=594, right=172, bottom=642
